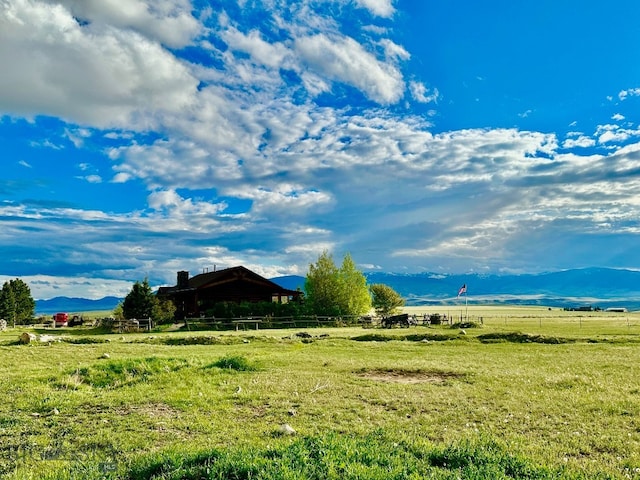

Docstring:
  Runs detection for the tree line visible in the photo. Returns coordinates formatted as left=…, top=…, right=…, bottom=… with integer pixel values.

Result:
left=120, top=251, right=404, bottom=322
left=0, top=252, right=403, bottom=325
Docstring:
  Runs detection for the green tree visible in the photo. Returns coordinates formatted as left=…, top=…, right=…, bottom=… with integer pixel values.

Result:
left=113, top=302, right=124, bottom=321
left=370, top=283, right=405, bottom=316
left=122, top=278, right=157, bottom=319
left=304, top=251, right=371, bottom=317
left=152, top=298, right=176, bottom=324
left=338, top=253, right=371, bottom=316
left=305, top=251, right=342, bottom=316
left=0, top=282, right=16, bottom=325
left=0, top=279, right=35, bottom=325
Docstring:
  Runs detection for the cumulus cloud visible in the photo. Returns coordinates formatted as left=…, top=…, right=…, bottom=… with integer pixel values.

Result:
left=0, top=0, right=199, bottom=127
left=562, top=135, right=596, bottom=149
left=596, top=124, right=640, bottom=145
left=43, top=0, right=202, bottom=48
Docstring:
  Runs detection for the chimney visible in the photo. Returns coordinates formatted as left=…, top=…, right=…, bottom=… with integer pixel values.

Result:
left=177, top=271, right=189, bottom=289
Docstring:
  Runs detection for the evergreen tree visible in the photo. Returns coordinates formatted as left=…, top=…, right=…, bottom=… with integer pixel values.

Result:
left=370, top=283, right=405, bottom=316
left=0, top=279, right=35, bottom=325
left=0, top=282, right=16, bottom=325
left=122, top=278, right=157, bottom=319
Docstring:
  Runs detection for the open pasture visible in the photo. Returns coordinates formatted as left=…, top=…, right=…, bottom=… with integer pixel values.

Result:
left=1, top=306, right=640, bottom=479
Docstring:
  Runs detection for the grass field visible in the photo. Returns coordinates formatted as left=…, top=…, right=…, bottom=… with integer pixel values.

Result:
left=2, top=306, right=640, bottom=479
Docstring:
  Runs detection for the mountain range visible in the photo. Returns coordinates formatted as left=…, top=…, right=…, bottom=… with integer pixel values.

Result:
left=35, top=296, right=123, bottom=315
left=272, top=267, right=640, bottom=310
left=35, top=268, right=640, bottom=314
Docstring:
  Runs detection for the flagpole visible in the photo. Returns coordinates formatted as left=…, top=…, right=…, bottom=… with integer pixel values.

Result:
left=457, top=284, right=467, bottom=322
left=465, top=291, right=468, bottom=321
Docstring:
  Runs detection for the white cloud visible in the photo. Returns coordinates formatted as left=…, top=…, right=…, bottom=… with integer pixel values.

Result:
left=0, top=0, right=199, bottom=127
left=619, top=88, right=640, bottom=101
left=295, top=33, right=405, bottom=104
left=562, top=135, right=595, bottom=149
left=111, top=172, right=132, bottom=183
left=596, top=124, right=640, bottom=145
left=353, top=0, right=395, bottom=18
left=42, top=0, right=201, bottom=48
left=409, top=81, right=439, bottom=103
left=83, top=174, right=102, bottom=183
left=222, top=27, right=291, bottom=69
left=379, top=38, right=409, bottom=61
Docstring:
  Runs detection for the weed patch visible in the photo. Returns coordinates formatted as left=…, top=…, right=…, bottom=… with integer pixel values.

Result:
left=151, top=335, right=245, bottom=346
left=352, top=332, right=459, bottom=342
left=351, top=333, right=395, bottom=342
left=61, top=357, right=190, bottom=389
left=60, top=337, right=110, bottom=344
left=206, top=355, right=258, bottom=372
left=477, top=332, right=576, bottom=344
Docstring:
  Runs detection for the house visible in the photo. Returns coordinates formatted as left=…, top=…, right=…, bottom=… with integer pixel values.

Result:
left=157, top=266, right=303, bottom=319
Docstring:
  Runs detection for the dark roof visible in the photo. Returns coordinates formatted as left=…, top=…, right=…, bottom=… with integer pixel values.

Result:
left=160, top=266, right=300, bottom=295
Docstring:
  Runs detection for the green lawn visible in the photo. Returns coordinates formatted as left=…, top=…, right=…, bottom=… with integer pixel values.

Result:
left=2, top=306, right=640, bottom=479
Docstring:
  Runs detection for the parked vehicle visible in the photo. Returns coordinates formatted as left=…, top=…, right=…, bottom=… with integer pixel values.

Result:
left=53, top=312, right=68, bottom=327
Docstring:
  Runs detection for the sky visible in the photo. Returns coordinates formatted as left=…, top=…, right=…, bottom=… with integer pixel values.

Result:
left=3, top=0, right=640, bottom=299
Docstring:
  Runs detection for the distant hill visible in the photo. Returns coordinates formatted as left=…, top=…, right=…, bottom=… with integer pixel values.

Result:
left=35, top=296, right=122, bottom=315
left=277, top=268, right=640, bottom=310
left=364, top=267, right=640, bottom=310
left=270, top=275, right=306, bottom=291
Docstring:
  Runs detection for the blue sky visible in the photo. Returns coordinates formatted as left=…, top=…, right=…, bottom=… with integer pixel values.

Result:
left=3, top=0, right=640, bottom=299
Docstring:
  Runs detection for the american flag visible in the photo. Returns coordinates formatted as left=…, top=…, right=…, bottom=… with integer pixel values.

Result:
left=457, top=284, right=467, bottom=297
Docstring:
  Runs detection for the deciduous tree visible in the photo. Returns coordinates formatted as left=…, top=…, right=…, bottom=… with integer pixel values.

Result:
left=305, top=251, right=341, bottom=316
left=338, top=253, right=371, bottom=316
left=152, top=297, right=176, bottom=324
left=370, top=283, right=404, bottom=316
left=305, top=251, right=371, bottom=317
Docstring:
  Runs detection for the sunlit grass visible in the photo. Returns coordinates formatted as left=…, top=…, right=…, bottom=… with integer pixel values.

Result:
left=1, top=306, right=640, bottom=478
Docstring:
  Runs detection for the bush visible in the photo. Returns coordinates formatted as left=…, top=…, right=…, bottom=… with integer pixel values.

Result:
left=204, top=301, right=308, bottom=319
left=208, top=355, right=257, bottom=371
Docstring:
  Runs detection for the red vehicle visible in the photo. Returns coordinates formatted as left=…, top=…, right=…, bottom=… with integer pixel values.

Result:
left=53, top=312, right=68, bottom=327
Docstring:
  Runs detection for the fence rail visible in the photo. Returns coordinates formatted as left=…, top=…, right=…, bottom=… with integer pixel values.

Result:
left=182, top=315, right=371, bottom=331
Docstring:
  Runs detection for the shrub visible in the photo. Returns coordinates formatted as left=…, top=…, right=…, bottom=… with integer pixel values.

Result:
left=208, top=355, right=257, bottom=371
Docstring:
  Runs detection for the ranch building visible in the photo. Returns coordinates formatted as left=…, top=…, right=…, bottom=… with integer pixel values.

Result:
left=157, top=266, right=302, bottom=319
